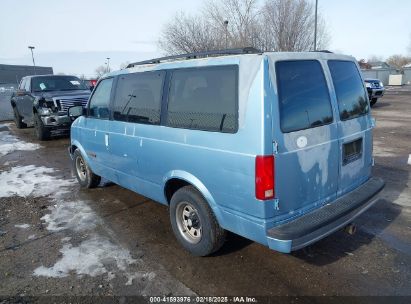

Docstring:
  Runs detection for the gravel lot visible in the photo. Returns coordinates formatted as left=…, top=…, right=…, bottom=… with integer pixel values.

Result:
left=0, top=92, right=410, bottom=299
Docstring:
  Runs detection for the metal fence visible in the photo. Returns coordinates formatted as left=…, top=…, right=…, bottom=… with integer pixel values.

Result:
left=0, top=83, right=16, bottom=121
left=362, top=68, right=411, bottom=85
left=361, top=69, right=398, bottom=85
left=403, top=68, right=411, bottom=85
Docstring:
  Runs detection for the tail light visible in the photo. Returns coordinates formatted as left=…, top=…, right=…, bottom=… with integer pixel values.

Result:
left=255, top=155, right=275, bottom=200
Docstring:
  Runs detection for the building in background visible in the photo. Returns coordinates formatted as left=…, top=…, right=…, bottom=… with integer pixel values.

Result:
left=0, top=64, right=53, bottom=85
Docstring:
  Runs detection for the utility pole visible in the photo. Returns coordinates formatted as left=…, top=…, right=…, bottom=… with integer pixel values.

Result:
left=314, top=0, right=318, bottom=51
left=28, top=46, right=36, bottom=75
left=223, top=20, right=229, bottom=49
left=106, top=57, right=110, bottom=73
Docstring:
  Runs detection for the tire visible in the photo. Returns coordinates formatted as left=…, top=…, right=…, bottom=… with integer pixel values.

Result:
left=72, top=149, right=101, bottom=188
left=34, top=113, right=50, bottom=140
left=13, top=106, right=27, bottom=129
left=170, top=186, right=226, bottom=256
left=370, top=98, right=378, bottom=106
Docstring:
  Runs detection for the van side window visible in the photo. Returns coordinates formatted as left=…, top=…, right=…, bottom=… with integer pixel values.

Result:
left=113, top=71, right=164, bottom=125
left=276, top=60, right=333, bottom=133
left=88, top=78, right=113, bottom=119
left=167, top=66, right=238, bottom=133
left=328, top=61, right=369, bottom=120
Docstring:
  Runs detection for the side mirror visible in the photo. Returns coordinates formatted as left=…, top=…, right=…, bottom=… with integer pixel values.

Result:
left=89, top=85, right=95, bottom=92
left=67, top=105, right=84, bottom=121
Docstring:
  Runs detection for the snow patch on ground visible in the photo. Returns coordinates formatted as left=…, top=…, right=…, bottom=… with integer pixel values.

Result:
left=36, top=189, right=156, bottom=285
left=0, top=165, right=75, bottom=198
left=15, top=224, right=30, bottom=229
left=33, top=235, right=155, bottom=285
left=0, top=130, right=41, bottom=157
left=41, top=200, right=101, bottom=232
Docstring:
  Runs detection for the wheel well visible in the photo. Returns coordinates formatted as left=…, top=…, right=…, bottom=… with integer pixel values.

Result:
left=164, top=178, right=190, bottom=204
left=70, top=145, right=78, bottom=154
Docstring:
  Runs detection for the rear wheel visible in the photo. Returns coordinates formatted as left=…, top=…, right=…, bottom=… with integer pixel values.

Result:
left=170, top=186, right=226, bottom=256
left=73, top=149, right=101, bottom=188
left=13, top=107, right=27, bottom=129
left=34, top=113, right=50, bottom=140
left=370, top=98, right=378, bottom=106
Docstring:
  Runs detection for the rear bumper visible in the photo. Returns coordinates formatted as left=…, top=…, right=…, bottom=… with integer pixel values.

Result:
left=266, top=177, right=385, bottom=253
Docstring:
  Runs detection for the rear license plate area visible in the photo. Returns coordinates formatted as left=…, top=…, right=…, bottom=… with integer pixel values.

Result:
left=343, top=138, right=363, bottom=165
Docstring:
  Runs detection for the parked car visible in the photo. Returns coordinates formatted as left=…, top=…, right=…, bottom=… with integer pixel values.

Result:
left=82, top=79, right=98, bottom=90
left=364, top=78, right=385, bottom=106
left=68, top=49, right=384, bottom=256
left=10, top=75, right=91, bottom=140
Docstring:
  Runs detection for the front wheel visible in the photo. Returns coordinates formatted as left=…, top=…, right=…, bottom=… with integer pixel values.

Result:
left=170, top=186, right=226, bottom=256
left=370, top=98, right=378, bottom=106
left=34, top=113, right=50, bottom=140
left=72, top=149, right=101, bottom=188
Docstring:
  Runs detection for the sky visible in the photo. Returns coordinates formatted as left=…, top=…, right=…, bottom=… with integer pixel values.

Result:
left=0, top=0, right=410, bottom=77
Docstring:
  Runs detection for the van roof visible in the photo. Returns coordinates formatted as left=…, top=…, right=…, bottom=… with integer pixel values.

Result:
left=106, top=50, right=356, bottom=78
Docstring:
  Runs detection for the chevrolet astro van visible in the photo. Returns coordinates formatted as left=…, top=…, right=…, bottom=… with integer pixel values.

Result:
left=68, top=49, right=384, bottom=256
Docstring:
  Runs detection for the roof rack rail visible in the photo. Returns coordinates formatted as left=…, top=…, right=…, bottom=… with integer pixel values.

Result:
left=127, top=47, right=261, bottom=68
left=311, top=50, right=333, bottom=53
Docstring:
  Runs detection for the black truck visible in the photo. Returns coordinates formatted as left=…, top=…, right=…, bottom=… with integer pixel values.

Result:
left=10, top=75, right=91, bottom=140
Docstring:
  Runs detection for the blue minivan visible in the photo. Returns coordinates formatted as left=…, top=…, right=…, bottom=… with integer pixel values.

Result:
left=68, top=49, right=384, bottom=256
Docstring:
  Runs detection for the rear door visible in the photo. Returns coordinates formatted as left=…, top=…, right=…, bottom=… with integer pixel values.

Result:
left=327, top=61, right=373, bottom=196
left=273, top=60, right=339, bottom=214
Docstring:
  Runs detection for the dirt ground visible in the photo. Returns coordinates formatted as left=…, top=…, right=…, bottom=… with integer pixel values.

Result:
left=0, top=92, right=410, bottom=300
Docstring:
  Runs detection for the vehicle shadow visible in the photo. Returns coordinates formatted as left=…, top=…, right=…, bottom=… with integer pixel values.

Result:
left=211, top=232, right=253, bottom=256
left=372, top=102, right=391, bottom=109
left=291, top=159, right=408, bottom=266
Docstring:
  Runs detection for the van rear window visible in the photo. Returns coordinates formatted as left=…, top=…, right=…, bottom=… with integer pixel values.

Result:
left=167, top=66, right=238, bottom=133
left=276, top=60, right=333, bottom=133
left=328, top=60, right=369, bottom=120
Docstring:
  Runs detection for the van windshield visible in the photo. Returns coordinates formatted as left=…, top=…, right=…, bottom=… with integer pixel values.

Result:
left=276, top=60, right=333, bottom=133
left=328, top=61, right=369, bottom=120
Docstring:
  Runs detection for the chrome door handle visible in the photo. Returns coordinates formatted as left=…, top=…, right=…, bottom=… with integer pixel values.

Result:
left=104, top=133, right=109, bottom=147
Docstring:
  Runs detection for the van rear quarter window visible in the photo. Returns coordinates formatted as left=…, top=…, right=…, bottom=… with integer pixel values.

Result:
left=328, top=60, right=369, bottom=120
left=276, top=60, right=333, bottom=133
left=113, top=71, right=165, bottom=125
left=167, top=66, right=238, bottom=133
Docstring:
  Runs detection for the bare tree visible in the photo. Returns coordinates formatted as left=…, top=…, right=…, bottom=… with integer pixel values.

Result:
left=95, top=65, right=111, bottom=79
left=386, top=54, right=411, bottom=69
left=204, top=0, right=261, bottom=48
left=158, top=0, right=330, bottom=54
left=367, top=55, right=383, bottom=63
left=260, top=0, right=329, bottom=51
left=159, top=11, right=221, bottom=55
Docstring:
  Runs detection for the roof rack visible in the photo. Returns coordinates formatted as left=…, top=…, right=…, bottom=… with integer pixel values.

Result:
left=311, top=50, right=333, bottom=53
left=127, top=47, right=261, bottom=68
